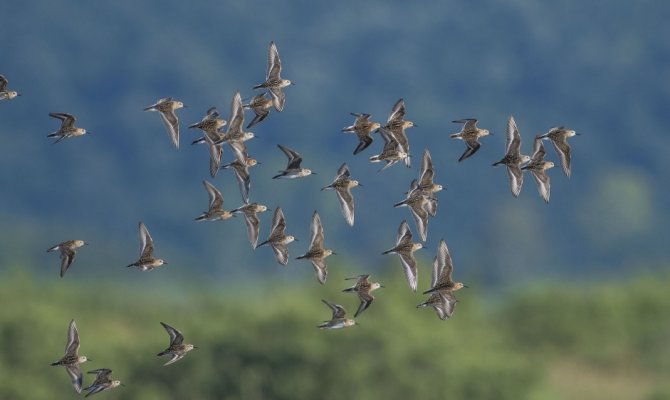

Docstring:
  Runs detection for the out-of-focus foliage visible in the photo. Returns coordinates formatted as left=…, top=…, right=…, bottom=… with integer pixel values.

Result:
left=0, top=269, right=668, bottom=400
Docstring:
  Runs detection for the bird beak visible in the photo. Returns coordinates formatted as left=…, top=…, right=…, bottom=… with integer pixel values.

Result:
left=84, top=242, right=89, bottom=245
left=87, top=358, right=93, bottom=362
left=331, top=252, right=337, bottom=255
left=255, top=162, right=262, bottom=165
left=293, top=238, right=299, bottom=241
left=575, top=133, right=581, bottom=135
left=254, top=135, right=260, bottom=139
left=422, top=246, right=429, bottom=250
left=193, top=346, right=199, bottom=349
left=358, top=183, right=364, bottom=187
left=311, top=172, right=318, bottom=175
left=17, top=94, right=22, bottom=96
left=463, top=285, right=469, bottom=288
left=379, top=285, right=385, bottom=288
left=413, top=124, right=419, bottom=127
left=291, top=82, right=296, bottom=86
left=163, top=262, right=168, bottom=265
left=121, top=383, right=126, bottom=387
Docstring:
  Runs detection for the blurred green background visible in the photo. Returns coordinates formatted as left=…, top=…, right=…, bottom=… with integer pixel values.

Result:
left=0, top=0, right=668, bottom=399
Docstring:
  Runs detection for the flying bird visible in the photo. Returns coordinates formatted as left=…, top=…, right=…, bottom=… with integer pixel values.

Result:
left=492, top=116, right=531, bottom=197
left=221, top=141, right=258, bottom=204
left=318, top=299, right=357, bottom=329
left=0, top=74, right=20, bottom=100
left=243, top=92, right=273, bottom=129
left=256, top=207, right=295, bottom=265
left=83, top=369, right=123, bottom=398
left=539, top=126, right=579, bottom=178
left=47, top=112, right=89, bottom=144
left=522, top=136, right=555, bottom=203
left=51, top=319, right=89, bottom=394
left=382, top=98, right=415, bottom=167
left=369, top=128, right=408, bottom=172
left=47, top=240, right=88, bottom=278
left=144, top=97, right=184, bottom=149
left=126, top=222, right=166, bottom=271
left=231, top=203, right=269, bottom=248
left=273, top=144, right=314, bottom=179
left=382, top=220, right=424, bottom=292
left=296, top=211, right=334, bottom=284
left=321, top=163, right=359, bottom=226
left=157, top=322, right=197, bottom=366
left=253, top=41, right=292, bottom=112
left=418, top=240, right=463, bottom=320
left=195, top=180, right=234, bottom=222
left=342, top=113, right=380, bottom=155
left=450, top=118, right=490, bottom=162
left=342, top=274, right=384, bottom=318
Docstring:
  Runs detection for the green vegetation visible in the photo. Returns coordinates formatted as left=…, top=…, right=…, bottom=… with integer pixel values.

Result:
left=1, top=270, right=668, bottom=400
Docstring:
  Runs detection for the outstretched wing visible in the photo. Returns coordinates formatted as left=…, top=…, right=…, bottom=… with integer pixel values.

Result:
left=202, top=180, right=224, bottom=210
left=65, top=319, right=80, bottom=356
left=160, top=322, right=184, bottom=346
left=267, top=41, right=282, bottom=80
left=277, top=144, right=302, bottom=169
left=138, top=222, right=154, bottom=259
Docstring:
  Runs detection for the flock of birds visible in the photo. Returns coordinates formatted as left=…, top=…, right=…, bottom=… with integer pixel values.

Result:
left=1, top=40, right=579, bottom=396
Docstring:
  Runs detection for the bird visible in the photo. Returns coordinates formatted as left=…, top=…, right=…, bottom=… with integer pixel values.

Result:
left=382, top=220, right=424, bottom=292
left=47, top=112, right=89, bottom=144
left=522, top=136, right=555, bottom=203
left=188, top=107, right=227, bottom=138
left=369, top=128, right=408, bottom=172
left=416, top=291, right=458, bottom=321
left=189, top=107, right=227, bottom=178
left=0, top=74, right=19, bottom=100
left=243, top=92, right=273, bottom=129
left=195, top=180, right=234, bottom=221
left=157, top=322, right=197, bottom=366
left=342, top=274, right=384, bottom=318
left=321, top=163, right=359, bottom=226
left=214, top=91, right=255, bottom=144
left=256, top=207, right=295, bottom=265
left=253, top=41, right=292, bottom=112
left=382, top=98, right=415, bottom=167
left=230, top=202, right=269, bottom=248
left=273, top=144, right=314, bottom=179
left=296, top=211, right=334, bottom=284
left=318, top=299, right=356, bottom=329
left=342, top=113, right=380, bottom=155
left=83, top=369, right=124, bottom=398
left=423, top=239, right=467, bottom=294
left=412, top=148, right=444, bottom=196
left=221, top=141, right=258, bottom=204
left=144, top=97, right=184, bottom=149
left=539, top=126, right=579, bottom=178
left=47, top=240, right=88, bottom=278
left=126, top=222, right=166, bottom=271
left=450, top=118, right=490, bottom=162
left=393, top=190, right=431, bottom=242
left=492, top=116, right=531, bottom=197
left=50, top=319, right=89, bottom=394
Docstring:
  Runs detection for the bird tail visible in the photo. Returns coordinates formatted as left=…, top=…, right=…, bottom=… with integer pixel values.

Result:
left=449, top=133, right=460, bottom=139
left=46, top=245, right=59, bottom=252
left=492, top=160, right=502, bottom=167
left=156, top=350, right=168, bottom=357
left=47, top=132, right=59, bottom=138
left=422, top=286, right=440, bottom=295
left=393, top=199, right=408, bottom=208
left=416, top=301, right=430, bottom=308
left=194, top=214, right=207, bottom=221
left=342, top=287, right=356, bottom=293
left=50, top=361, right=61, bottom=366
left=143, top=105, right=156, bottom=111
left=253, top=83, right=264, bottom=90
left=256, top=240, right=269, bottom=248
left=126, top=262, right=137, bottom=268
left=342, top=126, right=354, bottom=133
left=369, top=155, right=381, bottom=162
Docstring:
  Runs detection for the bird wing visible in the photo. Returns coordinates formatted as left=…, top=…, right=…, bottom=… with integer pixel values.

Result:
left=530, top=169, right=551, bottom=203
left=227, top=91, right=244, bottom=134
left=311, top=258, right=327, bottom=285
left=458, top=138, right=481, bottom=162
left=398, top=252, right=418, bottom=292
left=456, top=118, right=478, bottom=133
left=334, top=186, right=355, bottom=226
left=322, top=299, right=347, bottom=319
left=0, top=75, right=7, bottom=91
left=435, top=239, right=455, bottom=287
left=60, top=248, right=76, bottom=278
left=408, top=201, right=428, bottom=242
left=531, top=136, right=546, bottom=162
left=271, top=242, right=289, bottom=265
left=267, top=41, right=282, bottom=80
left=66, top=365, right=83, bottom=394
left=270, top=207, right=286, bottom=237
left=506, top=165, right=523, bottom=197
left=269, top=87, right=286, bottom=112
left=506, top=116, right=521, bottom=156
left=387, top=98, right=406, bottom=123
left=549, top=136, right=572, bottom=178
left=202, top=180, right=224, bottom=210
left=138, top=222, right=154, bottom=259
left=232, top=163, right=251, bottom=204
left=396, top=220, right=412, bottom=244
left=309, top=211, right=324, bottom=250
left=277, top=144, right=302, bottom=169
left=336, top=163, right=350, bottom=178
left=353, top=136, right=373, bottom=155
left=160, top=322, right=184, bottom=346
left=354, top=292, right=373, bottom=318
left=242, top=213, right=260, bottom=248
left=65, top=319, right=80, bottom=356
left=419, top=149, right=434, bottom=185
left=158, top=109, right=180, bottom=149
